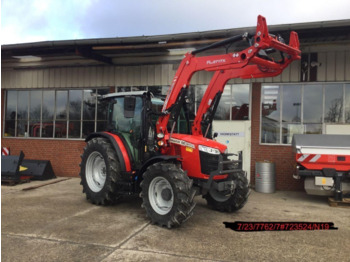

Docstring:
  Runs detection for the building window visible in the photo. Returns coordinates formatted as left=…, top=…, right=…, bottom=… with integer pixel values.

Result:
left=4, top=88, right=109, bottom=139
left=213, top=87, right=231, bottom=120
left=193, top=84, right=250, bottom=121
left=261, top=85, right=280, bottom=143
left=261, top=83, right=350, bottom=144
left=4, top=91, right=17, bottom=137
left=324, top=84, right=344, bottom=123
left=346, top=84, right=350, bottom=123
left=231, top=84, right=250, bottom=120
left=68, top=90, right=82, bottom=138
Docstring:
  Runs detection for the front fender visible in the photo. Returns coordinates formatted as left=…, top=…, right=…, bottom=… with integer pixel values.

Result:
left=138, top=155, right=181, bottom=178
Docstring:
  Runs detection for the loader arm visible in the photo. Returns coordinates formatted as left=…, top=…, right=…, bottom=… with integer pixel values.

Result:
left=156, top=15, right=300, bottom=144
left=192, top=60, right=295, bottom=136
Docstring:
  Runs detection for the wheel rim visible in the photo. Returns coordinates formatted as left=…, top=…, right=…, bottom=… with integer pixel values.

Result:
left=85, top=151, right=107, bottom=193
left=148, top=176, right=174, bottom=215
left=209, top=187, right=232, bottom=202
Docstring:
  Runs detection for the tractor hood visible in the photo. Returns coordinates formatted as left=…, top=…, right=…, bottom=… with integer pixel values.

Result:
left=169, top=133, right=227, bottom=154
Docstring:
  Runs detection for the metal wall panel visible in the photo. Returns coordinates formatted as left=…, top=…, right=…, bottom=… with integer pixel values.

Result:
left=1, top=49, right=349, bottom=89
left=326, top=52, right=336, bottom=81
left=346, top=51, right=350, bottom=81
left=317, top=52, right=327, bottom=82
left=1, top=71, right=6, bottom=87
left=89, top=66, right=96, bottom=87
left=125, top=67, right=133, bottom=86
left=2, top=71, right=8, bottom=87
left=133, top=66, right=141, bottom=86
left=14, top=70, right=21, bottom=88
left=191, top=71, right=199, bottom=84
left=161, top=64, right=168, bottom=85
left=97, top=67, right=105, bottom=87
left=140, top=66, right=148, bottom=84
left=147, top=65, right=155, bottom=85
left=335, top=52, right=345, bottom=81
left=289, top=59, right=300, bottom=82
left=2, top=70, right=10, bottom=88
left=49, top=68, right=54, bottom=87
left=36, top=69, right=43, bottom=88
left=80, top=67, right=86, bottom=87
left=272, top=71, right=282, bottom=83
left=18, top=70, right=25, bottom=88
left=281, top=62, right=291, bottom=82
left=234, top=77, right=244, bottom=84
left=195, top=70, right=213, bottom=85
left=58, top=68, right=65, bottom=88
left=154, top=65, right=161, bottom=85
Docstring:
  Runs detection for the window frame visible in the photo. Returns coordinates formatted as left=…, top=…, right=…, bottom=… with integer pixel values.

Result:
left=260, top=82, right=350, bottom=146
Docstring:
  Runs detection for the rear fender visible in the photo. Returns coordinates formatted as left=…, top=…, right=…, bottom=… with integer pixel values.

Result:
left=85, top=132, right=132, bottom=172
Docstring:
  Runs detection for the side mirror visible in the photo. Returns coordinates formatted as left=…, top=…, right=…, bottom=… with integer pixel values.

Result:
left=213, top=132, right=218, bottom=139
left=124, top=96, right=136, bottom=118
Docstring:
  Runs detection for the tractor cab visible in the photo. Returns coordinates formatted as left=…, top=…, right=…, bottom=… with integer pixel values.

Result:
left=102, top=91, right=190, bottom=169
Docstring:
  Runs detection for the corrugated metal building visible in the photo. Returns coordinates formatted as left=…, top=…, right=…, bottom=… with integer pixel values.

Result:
left=1, top=19, right=350, bottom=190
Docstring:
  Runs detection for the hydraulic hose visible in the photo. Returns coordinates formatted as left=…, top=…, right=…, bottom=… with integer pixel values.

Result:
left=191, top=33, right=252, bottom=55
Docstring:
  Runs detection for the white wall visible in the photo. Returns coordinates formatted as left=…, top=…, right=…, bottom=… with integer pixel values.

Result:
left=325, top=124, right=350, bottom=135
left=212, top=120, right=251, bottom=181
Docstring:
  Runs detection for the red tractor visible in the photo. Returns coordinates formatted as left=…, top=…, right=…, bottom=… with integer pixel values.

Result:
left=80, top=15, right=301, bottom=228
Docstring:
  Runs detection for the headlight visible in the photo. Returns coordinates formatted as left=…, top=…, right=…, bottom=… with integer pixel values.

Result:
left=198, top=145, right=220, bottom=155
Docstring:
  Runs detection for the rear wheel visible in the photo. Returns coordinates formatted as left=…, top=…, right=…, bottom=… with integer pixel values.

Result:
left=204, top=171, right=250, bottom=212
left=140, top=162, right=196, bottom=228
left=80, top=137, right=121, bottom=205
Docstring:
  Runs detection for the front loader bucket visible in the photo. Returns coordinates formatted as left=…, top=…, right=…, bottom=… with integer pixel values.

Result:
left=1, top=151, right=25, bottom=182
left=20, top=159, right=56, bottom=181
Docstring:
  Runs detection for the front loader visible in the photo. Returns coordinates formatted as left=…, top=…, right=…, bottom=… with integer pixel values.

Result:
left=80, top=15, right=301, bottom=228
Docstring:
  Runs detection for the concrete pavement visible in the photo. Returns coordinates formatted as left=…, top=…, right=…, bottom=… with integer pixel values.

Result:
left=2, top=178, right=349, bottom=261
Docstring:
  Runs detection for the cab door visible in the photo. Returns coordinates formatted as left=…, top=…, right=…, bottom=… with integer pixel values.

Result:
left=109, top=96, right=143, bottom=167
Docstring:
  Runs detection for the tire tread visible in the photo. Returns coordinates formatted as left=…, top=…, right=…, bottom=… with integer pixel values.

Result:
left=204, top=171, right=250, bottom=212
left=140, top=162, right=196, bottom=228
left=79, top=137, right=121, bottom=205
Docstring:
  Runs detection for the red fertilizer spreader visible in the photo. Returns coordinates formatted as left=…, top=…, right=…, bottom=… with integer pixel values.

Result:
left=292, top=134, right=350, bottom=201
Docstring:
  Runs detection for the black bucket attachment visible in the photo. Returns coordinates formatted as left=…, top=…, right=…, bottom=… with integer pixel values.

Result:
left=1, top=151, right=56, bottom=182
left=1, top=151, right=25, bottom=182
left=20, top=160, right=56, bottom=181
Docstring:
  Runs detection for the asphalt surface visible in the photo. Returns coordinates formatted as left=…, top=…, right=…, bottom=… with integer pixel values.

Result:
left=1, top=177, right=349, bottom=262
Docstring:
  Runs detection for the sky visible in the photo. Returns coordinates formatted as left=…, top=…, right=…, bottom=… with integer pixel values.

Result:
left=1, top=0, right=350, bottom=45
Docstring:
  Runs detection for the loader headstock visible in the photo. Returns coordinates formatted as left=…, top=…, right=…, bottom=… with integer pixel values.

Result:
left=255, top=15, right=300, bottom=61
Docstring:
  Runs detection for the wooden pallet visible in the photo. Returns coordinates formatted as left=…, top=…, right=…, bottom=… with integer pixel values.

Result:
left=328, top=197, right=350, bottom=208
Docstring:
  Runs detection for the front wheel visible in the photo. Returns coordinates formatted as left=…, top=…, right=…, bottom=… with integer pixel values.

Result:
left=204, top=171, right=250, bottom=212
left=140, top=162, right=196, bottom=228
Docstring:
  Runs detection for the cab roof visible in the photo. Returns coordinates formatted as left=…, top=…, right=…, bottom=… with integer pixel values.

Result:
left=102, top=91, right=146, bottom=99
left=102, top=91, right=164, bottom=104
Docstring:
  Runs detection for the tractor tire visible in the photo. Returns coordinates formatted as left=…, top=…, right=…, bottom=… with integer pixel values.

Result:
left=80, top=137, right=121, bottom=205
left=204, top=171, right=250, bottom=212
left=140, top=162, right=196, bottom=228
